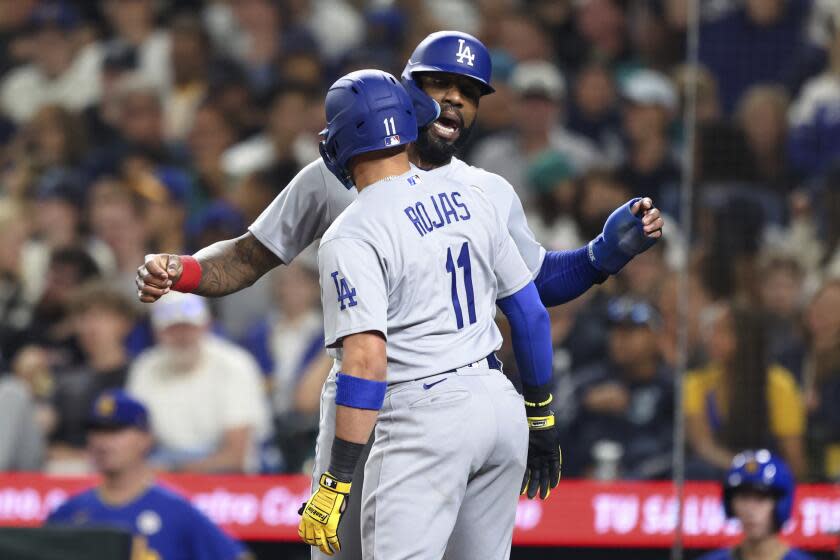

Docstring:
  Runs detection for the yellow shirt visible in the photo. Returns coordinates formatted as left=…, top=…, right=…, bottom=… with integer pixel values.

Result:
left=683, top=363, right=805, bottom=438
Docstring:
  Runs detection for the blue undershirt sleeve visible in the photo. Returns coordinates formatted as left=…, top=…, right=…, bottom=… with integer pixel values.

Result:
left=497, top=281, right=554, bottom=390
left=533, top=247, right=607, bottom=308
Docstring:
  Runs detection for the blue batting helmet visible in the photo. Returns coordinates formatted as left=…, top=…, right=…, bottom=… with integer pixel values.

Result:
left=402, top=31, right=495, bottom=96
left=319, top=70, right=419, bottom=189
left=723, top=449, right=795, bottom=529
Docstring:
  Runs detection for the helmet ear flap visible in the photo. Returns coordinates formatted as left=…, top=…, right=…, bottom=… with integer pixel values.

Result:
left=319, top=140, right=354, bottom=190
left=401, top=78, right=441, bottom=128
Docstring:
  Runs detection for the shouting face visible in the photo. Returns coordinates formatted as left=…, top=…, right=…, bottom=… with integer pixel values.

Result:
left=412, top=72, right=482, bottom=168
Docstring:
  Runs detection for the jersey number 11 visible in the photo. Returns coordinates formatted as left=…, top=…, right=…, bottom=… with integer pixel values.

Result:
left=445, top=242, right=476, bottom=329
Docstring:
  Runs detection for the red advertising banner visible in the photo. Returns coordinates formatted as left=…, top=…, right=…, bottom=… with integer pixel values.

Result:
left=0, top=474, right=838, bottom=550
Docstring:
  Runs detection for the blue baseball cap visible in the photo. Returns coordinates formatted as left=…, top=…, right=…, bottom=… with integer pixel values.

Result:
left=86, top=390, right=149, bottom=432
left=607, top=297, right=661, bottom=329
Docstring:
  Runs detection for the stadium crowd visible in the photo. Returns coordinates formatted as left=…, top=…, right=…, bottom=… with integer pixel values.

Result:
left=0, top=0, right=839, bottom=486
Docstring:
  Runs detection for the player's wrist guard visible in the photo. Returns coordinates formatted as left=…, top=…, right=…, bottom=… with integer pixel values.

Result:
left=172, top=255, right=202, bottom=292
left=523, top=386, right=555, bottom=430
left=329, top=437, right=365, bottom=483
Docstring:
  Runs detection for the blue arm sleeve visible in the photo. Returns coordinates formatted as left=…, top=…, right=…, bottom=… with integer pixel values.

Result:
left=534, top=247, right=607, bottom=308
left=497, top=281, right=554, bottom=389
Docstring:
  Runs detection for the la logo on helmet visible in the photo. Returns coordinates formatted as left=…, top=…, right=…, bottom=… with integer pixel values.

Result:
left=456, top=39, right=475, bottom=67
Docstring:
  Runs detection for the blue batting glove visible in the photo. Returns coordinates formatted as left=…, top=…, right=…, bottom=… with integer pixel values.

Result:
left=587, top=198, right=659, bottom=274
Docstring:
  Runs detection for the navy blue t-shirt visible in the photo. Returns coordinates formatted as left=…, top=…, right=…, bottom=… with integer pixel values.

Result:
left=699, top=547, right=814, bottom=560
left=47, top=484, right=245, bottom=560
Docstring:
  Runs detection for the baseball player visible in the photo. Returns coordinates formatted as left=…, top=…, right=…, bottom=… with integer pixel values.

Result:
left=136, top=31, right=664, bottom=559
left=47, top=390, right=251, bottom=560
left=296, top=68, right=556, bottom=559
left=699, top=450, right=813, bottom=560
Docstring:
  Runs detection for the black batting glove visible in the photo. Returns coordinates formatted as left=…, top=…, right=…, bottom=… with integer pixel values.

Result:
left=521, top=388, right=562, bottom=500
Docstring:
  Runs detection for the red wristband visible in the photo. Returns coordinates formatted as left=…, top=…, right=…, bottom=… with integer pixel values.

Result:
left=172, top=255, right=202, bottom=293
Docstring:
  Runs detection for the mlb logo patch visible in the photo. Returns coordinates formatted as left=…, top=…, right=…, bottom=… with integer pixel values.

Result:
left=407, top=174, right=421, bottom=186
left=385, top=134, right=401, bottom=147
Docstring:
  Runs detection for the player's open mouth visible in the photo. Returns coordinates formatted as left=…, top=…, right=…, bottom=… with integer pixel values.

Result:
left=431, top=112, right=462, bottom=142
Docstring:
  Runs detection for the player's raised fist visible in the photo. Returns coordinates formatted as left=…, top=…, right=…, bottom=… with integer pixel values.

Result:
left=136, top=254, right=181, bottom=303
left=630, top=197, right=664, bottom=240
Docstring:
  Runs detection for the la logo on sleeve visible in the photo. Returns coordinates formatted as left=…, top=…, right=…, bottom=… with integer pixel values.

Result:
left=331, top=271, right=358, bottom=310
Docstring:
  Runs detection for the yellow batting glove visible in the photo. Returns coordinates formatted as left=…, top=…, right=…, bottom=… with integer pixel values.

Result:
left=298, top=472, right=351, bottom=556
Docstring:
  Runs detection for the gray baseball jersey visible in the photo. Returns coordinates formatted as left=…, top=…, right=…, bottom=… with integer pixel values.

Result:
left=317, top=170, right=532, bottom=383
left=249, top=157, right=545, bottom=278
left=247, top=156, right=542, bottom=560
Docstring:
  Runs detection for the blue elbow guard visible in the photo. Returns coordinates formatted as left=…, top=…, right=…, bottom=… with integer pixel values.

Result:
left=335, top=373, right=387, bottom=410
left=497, top=282, right=553, bottom=389
left=588, top=197, right=658, bottom=274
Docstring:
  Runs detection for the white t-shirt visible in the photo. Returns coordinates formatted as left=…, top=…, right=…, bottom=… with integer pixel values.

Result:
left=0, top=44, right=102, bottom=123
left=127, top=335, right=271, bottom=472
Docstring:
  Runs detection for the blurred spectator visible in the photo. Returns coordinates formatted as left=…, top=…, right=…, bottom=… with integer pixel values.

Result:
left=471, top=60, right=599, bottom=208
left=697, top=195, right=765, bottom=303
left=47, top=390, right=252, bottom=560
left=736, top=85, right=794, bottom=195
left=523, top=152, right=579, bottom=250
left=10, top=345, right=54, bottom=420
left=788, top=12, right=840, bottom=180
left=615, top=237, right=670, bottom=303
left=128, top=293, right=270, bottom=473
left=802, top=279, right=840, bottom=481
left=289, top=0, right=364, bottom=63
left=566, top=61, right=623, bottom=165
left=20, top=247, right=100, bottom=369
left=672, top=64, right=722, bottom=125
left=188, top=101, right=237, bottom=207
left=656, top=270, right=712, bottom=369
left=757, top=251, right=807, bottom=372
left=241, top=260, right=330, bottom=472
left=100, top=0, right=169, bottom=91
left=47, top=283, right=136, bottom=471
left=630, top=0, right=686, bottom=72
left=496, top=12, right=555, bottom=64
left=229, top=169, right=283, bottom=225
left=29, top=170, right=113, bottom=274
left=0, top=1, right=100, bottom=123
left=84, top=75, right=181, bottom=186
left=83, top=41, right=140, bottom=148
left=26, top=104, right=88, bottom=172
left=0, top=364, right=45, bottom=471
left=0, top=200, right=35, bottom=365
left=699, top=0, right=811, bottom=115
left=617, top=69, right=680, bottom=218
left=219, top=0, right=320, bottom=99
left=164, top=14, right=212, bottom=142
left=126, top=166, right=189, bottom=255
left=573, top=169, right=632, bottom=248
left=207, top=60, right=263, bottom=141
left=0, top=0, right=38, bottom=76
left=684, top=303, right=807, bottom=479
left=564, top=298, right=674, bottom=479
left=87, top=177, right=151, bottom=302
left=223, top=85, right=317, bottom=184
left=574, top=0, right=630, bottom=69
